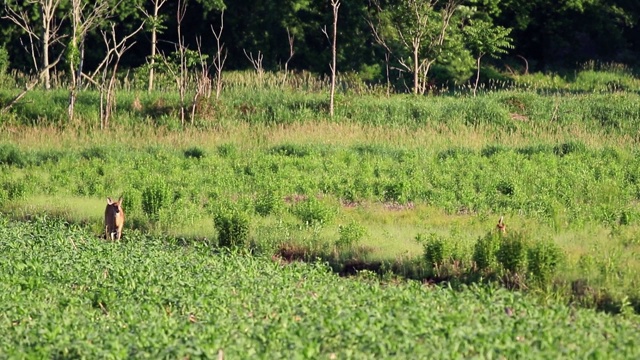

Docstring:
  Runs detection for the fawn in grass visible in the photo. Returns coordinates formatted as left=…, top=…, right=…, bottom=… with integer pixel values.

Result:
left=496, top=215, right=507, bottom=234
left=105, top=197, right=125, bottom=241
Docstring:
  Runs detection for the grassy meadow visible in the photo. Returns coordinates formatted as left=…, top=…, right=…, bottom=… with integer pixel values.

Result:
left=1, top=67, right=640, bottom=355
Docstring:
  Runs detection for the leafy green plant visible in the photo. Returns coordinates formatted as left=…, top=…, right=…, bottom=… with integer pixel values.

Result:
left=527, top=240, right=564, bottom=285
left=421, top=233, right=455, bottom=268
left=254, top=190, right=283, bottom=216
left=473, top=231, right=501, bottom=272
left=214, top=207, right=250, bottom=248
left=0, top=144, right=26, bottom=167
left=292, top=197, right=335, bottom=226
left=496, top=231, right=530, bottom=274
left=336, top=221, right=367, bottom=248
left=142, top=178, right=172, bottom=221
left=184, top=146, right=205, bottom=159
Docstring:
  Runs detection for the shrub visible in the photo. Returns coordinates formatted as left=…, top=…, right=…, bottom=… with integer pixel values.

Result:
left=184, top=146, right=205, bottom=159
left=142, top=178, right=172, bottom=221
left=421, top=233, right=455, bottom=268
left=80, top=146, right=109, bottom=160
left=337, top=221, right=367, bottom=248
left=527, top=240, right=564, bottom=285
left=217, top=143, right=237, bottom=158
left=553, top=141, right=586, bottom=157
left=270, top=143, right=311, bottom=157
left=383, top=179, right=411, bottom=204
left=254, top=190, right=284, bottom=216
left=473, top=232, right=501, bottom=272
left=214, top=208, right=250, bottom=248
left=0, top=144, right=26, bottom=167
left=496, top=231, right=529, bottom=274
left=292, top=197, right=335, bottom=226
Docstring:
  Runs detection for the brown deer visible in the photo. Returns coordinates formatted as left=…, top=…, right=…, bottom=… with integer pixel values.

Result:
left=496, top=216, right=507, bottom=234
left=105, top=197, right=125, bottom=241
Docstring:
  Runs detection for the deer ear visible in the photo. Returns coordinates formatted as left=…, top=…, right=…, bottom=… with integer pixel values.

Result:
left=107, top=197, right=113, bottom=205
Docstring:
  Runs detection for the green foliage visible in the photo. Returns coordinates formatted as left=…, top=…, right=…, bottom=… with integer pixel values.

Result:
left=337, top=221, right=367, bottom=248
left=0, top=46, right=9, bottom=75
left=527, top=240, right=564, bottom=284
left=270, top=143, right=311, bottom=157
left=419, top=233, right=456, bottom=268
left=184, top=146, right=205, bottom=159
left=141, top=178, right=172, bottom=222
left=254, top=190, right=284, bottom=217
left=0, top=144, right=26, bottom=167
left=214, top=207, right=250, bottom=248
left=292, top=197, right=336, bottom=226
left=496, top=231, right=529, bottom=274
left=473, top=232, right=501, bottom=272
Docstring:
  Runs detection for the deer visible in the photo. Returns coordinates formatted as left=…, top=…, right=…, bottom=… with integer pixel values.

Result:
left=105, top=197, right=125, bottom=241
left=496, top=215, right=507, bottom=234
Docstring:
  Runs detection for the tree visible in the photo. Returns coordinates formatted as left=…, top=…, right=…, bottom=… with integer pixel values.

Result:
left=369, top=0, right=463, bottom=95
left=464, top=18, right=512, bottom=96
left=3, top=0, right=66, bottom=90
left=139, top=0, right=169, bottom=92
left=68, top=0, right=111, bottom=121
left=323, top=0, right=340, bottom=117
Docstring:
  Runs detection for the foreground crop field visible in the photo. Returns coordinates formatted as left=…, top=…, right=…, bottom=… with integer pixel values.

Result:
left=1, top=217, right=639, bottom=358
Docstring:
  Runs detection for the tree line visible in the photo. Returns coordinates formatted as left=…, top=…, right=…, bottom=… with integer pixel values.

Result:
left=1, top=0, right=638, bottom=92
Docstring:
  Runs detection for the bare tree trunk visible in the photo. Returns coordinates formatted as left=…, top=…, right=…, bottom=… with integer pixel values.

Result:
left=327, top=0, right=341, bottom=117
left=384, top=51, right=391, bottom=97
left=4, top=0, right=64, bottom=91
left=68, top=0, right=109, bottom=122
left=144, top=0, right=168, bottom=93
left=176, top=0, right=187, bottom=126
left=413, top=44, right=420, bottom=95
left=473, top=54, right=483, bottom=97
left=41, top=4, right=51, bottom=89
left=282, top=28, right=295, bottom=87
left=211, top=11, right=227, bottom=100
left=148, top=15, right=157, bottom=92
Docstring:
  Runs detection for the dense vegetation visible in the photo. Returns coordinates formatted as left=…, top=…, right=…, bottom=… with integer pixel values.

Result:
left=1, top=217, right=639, bottom=358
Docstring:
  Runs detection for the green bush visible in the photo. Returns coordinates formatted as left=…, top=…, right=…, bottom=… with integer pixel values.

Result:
left=337, top=221, right=367, bottom=248
left=270, top=143, right=311, bottom=157
left=214, top=208, right=250, bottom=248
left=496, top=231, right=529, bottom=274
left=142, top=178, right=172, bottom=221
left=473, top=232, right=501, bottom=272
left=527, top=240, right=564, bottom=285
left=184, top=146, right=205, bottom=159
left=421, top=233, right=455, bottom=268
left=0, top=144, right=26, bottom=167
left=292, top=197, right=335, bottom=226
left=254, top=190, right=283, bottom=216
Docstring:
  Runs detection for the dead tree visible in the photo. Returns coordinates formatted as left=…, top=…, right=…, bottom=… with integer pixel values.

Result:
left=1, top=53, right=64, bottom=114
left=210, top=10, right=227, bottom=100
left=191, top=37, right=212, bottom=123
left=322, top=0, right=340, bottom=117
left=86, top=23, right=144, bottom=129
left=4, top=0, right=66, bottom=90
left=138, top=0, right=169, bottom=92
left=243, top=49, right=264, bottom=81
left=282, top=28, right=295, bottom=86
left=68, top=0, right=110, bottom=121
